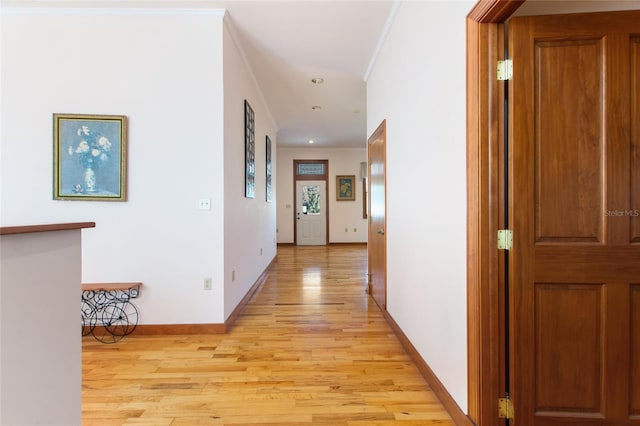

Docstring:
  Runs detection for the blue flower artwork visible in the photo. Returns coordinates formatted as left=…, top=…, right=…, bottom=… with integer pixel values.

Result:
left=54, top=114, right=127, bottom=201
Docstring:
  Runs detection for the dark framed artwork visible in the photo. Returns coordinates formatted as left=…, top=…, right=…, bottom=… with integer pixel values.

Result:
left=53, top=113, right=127, bottom=201
left=336, top=175, right=356, bottom=201
left=362, top=179, right=368, bottom=219
left=266, top=135, right=272, bottom=202
left=244, top=100, right=255, bottom=198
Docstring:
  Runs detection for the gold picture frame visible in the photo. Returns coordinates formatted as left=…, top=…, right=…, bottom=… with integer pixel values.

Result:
left=336, top=175, right=356, bottom=201
left=53, top=113, right=127, bottom=201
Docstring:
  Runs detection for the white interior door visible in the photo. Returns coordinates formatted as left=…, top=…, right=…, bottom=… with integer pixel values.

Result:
left=296, top=180, right=327, bottom=245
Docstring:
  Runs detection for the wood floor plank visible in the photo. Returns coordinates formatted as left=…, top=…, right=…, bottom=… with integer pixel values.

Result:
left=82, top=245, right=454, bottom=425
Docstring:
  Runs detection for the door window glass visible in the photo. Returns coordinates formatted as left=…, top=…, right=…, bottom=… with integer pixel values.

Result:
left=302, top=185, right=321, bottom=215
left=297, top=163, right=325, bottom=176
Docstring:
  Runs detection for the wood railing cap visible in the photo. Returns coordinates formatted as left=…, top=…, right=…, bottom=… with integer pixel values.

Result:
left=0, top=222, right=96, bottom=235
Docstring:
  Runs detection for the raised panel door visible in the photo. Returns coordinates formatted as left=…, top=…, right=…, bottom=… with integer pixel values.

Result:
left=509, top=11, right=640, bottom=425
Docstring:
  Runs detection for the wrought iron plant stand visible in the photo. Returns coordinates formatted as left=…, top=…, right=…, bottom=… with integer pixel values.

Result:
left=81, top=283, right=141, bottom=343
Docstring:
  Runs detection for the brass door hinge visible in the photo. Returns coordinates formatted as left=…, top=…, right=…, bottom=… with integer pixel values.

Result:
left=497, top=229, right=513, bottom=250
left=498, top=397, right=514, bottom=421
left=497, top=59, right=513, bottom=81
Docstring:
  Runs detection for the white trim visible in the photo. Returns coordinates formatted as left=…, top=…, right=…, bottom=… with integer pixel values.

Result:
left=363, top=0, right=401, bottom=82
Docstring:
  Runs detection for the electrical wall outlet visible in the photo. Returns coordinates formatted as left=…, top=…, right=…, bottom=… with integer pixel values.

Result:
left=232, top=270, right=235, bottom=282
left=204, top=277, right=212, bottom=290
left=198, top=198, right=211, bottom=210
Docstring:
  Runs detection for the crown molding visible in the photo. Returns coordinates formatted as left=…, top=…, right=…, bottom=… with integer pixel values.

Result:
left=363, top=0, right=401, bottom=82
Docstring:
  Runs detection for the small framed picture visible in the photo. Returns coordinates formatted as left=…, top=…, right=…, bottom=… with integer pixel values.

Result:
left=266, top=135, right=272, bottom=202
left=336, top=175, right=356, bottom=201
left=53, top=113, right=127, bottom=201
left=244, top=100, right=255, bottom=199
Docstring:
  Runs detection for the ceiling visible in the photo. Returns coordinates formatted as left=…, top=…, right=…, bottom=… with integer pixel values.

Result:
left=224, top=0, right=640, bottom=149
left=3, top=0, right=397, bottom=148
left=11, top=1, right=640, bottom=148
left=224, top=0, right=640, bottom=148
left=222, top=0, right=396, bottom=148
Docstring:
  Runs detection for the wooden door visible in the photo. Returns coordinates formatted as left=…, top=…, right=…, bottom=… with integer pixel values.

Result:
left=368, top=120, right=387, bottom=310
left=509, top=11, right=640, bottom=425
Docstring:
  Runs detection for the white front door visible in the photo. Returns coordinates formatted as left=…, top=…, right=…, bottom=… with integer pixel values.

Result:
left=296, top=180, right=327, bottom=245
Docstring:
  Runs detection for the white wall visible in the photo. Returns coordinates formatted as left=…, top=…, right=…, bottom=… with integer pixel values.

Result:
left=223, top=21, right=278, bottom=319
left=276, top=147, right=367, bottom=244
left=366, top=0, right=474, bottom=412
left=1, top=7, right=230, bottom=324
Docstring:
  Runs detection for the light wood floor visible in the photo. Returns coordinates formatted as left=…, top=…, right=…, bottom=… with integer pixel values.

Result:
left=82, top=245, right=454, bottom=425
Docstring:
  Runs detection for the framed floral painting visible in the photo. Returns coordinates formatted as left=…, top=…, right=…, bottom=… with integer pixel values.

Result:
left=336, top=175, right=356, bottom=201
left=53, top=113, right=127, bottom=201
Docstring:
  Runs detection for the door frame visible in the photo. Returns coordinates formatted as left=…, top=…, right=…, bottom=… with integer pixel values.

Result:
left=466, top=1, right=524, bottom=424
left=293, top=159, right=329, bottom=245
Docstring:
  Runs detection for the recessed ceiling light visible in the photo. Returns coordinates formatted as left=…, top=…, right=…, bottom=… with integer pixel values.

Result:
left=311, top=77, right=324, bottom=85
left=311, top=105, right=322, bottom=111
left=308, top=140, right=315, bottom=144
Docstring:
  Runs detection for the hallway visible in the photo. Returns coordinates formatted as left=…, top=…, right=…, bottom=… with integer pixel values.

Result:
left=82, top=245, right=453, bottom=425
